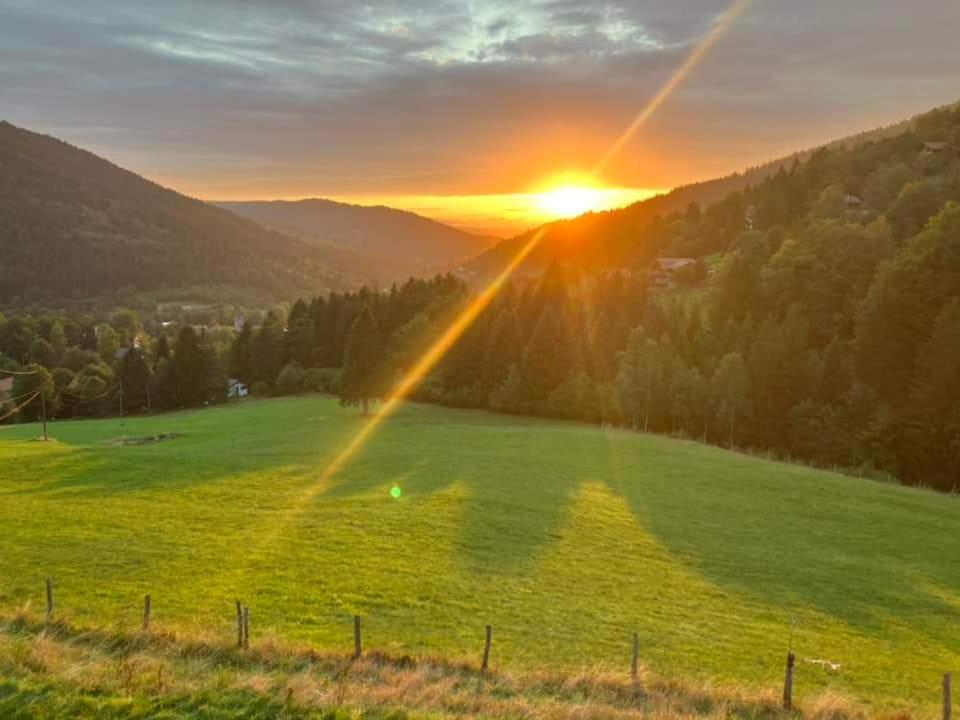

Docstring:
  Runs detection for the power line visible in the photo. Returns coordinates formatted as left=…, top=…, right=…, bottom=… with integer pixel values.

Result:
left=54, top=381, right=118, bottom=401
left=0, top=392, right=39, bottom=423
left=1, top=389, right=46, bottom=405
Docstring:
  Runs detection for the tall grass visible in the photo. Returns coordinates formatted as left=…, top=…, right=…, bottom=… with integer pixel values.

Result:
left=0, top=608, right=896, bottom=720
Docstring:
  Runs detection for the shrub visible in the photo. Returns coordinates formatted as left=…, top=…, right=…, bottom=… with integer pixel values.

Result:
left=275, top=361, right=306, bottom=396
left=304, top=367, right=340, bottom=394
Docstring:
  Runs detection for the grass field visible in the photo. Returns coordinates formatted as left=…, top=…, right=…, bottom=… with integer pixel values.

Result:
left=1, top=397, right=958, bottom=716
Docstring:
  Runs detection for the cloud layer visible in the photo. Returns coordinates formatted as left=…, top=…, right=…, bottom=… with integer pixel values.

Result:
left=2, top=1, right=958, bottom=199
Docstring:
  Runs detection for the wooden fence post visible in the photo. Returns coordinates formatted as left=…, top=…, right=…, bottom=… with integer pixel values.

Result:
left=353, top=615, right=362, bottom=659
left=945, top=673, right=952, bottom=720
left=242, top=606, right=250, bottom=650
left=783, top=652, right=795, bottom=710
left=45, top=578, right=53, bottom=620
left=481, top=624, right=492, bottom=672
left=236, top=600, right=243, bottom=648
left=142, top=595, right=151, bottom=632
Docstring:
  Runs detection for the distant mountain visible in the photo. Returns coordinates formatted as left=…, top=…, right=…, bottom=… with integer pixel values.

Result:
left=219, top=199, right=497, bottom=279
left=458, top=101, right=959, bottom=282
left=0, top=121, right=357, bottom=307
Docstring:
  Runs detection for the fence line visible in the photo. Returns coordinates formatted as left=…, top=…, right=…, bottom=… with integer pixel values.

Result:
left=30, top=579, right=955, bottom=717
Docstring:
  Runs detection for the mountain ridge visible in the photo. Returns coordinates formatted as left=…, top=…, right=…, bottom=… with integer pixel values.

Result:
left=218, top=198, right=497, bottom=280
left=0, top=120, right=360, bottom=307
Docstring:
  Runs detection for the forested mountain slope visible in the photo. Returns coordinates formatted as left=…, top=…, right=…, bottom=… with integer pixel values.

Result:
left=4, top=103, right=958, bottom=489
left=229, top=102, right=960, bottom=490
left=460, top=101, right=959, bottom=281
left=220, top=199, right=496, bottom=280
left=0, top=122, right=354, bottom=306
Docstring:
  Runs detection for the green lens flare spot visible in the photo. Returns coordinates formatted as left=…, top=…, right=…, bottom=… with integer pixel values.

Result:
left=390, top=485, right=402, bottom=499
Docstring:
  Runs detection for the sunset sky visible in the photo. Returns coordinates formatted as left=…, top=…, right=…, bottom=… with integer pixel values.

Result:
left=2, top=1, right=958, bottom=234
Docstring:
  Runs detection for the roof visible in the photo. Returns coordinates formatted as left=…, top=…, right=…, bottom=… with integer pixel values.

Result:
left=0, top=377, right=13, bottom=393
left=923, top=141, right=949, bottom=151
left=654, top=257, right=697, bottom=271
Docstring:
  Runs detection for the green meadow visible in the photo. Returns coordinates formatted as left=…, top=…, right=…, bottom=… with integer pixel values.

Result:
left=1, top=397, right=957, bottom=713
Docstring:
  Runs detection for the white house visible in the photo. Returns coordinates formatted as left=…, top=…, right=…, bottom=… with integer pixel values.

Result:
left=227, top=378, right=249, bottom=399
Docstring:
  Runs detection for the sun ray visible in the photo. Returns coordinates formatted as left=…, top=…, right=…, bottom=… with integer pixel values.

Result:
left=592, top=0, right=754, bottom=178
left=307, top=227, right=546, bottom=498
left=274, top=0, right=756, bottom=513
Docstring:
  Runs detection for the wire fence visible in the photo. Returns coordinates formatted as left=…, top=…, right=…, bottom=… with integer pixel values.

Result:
left=25, top=577, right=956, bottom=718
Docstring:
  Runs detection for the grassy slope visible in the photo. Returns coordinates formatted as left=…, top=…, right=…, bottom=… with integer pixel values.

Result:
left=0, top=398, right=957, bottom=715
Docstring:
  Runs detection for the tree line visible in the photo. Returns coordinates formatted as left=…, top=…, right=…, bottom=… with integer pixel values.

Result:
left=0, top=307, right=233, bottom=421
left=3, top=104, right=958, bottom=492
left=222, top=105, right=960, bottom=492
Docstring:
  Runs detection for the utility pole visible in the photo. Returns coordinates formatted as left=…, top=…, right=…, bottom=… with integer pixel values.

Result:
left=146, top=380, right=152, bottom=415
left=119, top=380, right=124, bottom=420
left=40, top=389, right=48, bottom=441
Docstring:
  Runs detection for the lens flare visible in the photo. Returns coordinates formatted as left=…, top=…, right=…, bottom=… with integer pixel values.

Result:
left=309, top=0, right=753, bottom=491
left=215, top=0, right=754, bottom=590
left=306, top=227, right=545, bottom=499
left=593, top=0, right=753, bottom=177
left=390, top=486, right=402, bottom=499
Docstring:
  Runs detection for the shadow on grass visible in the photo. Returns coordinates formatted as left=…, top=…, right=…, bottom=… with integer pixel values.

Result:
left=317, top=410, right=586, bottom=574
left=6, top=397, right=960, bottom=652
left=319, top=406, right=960, bottom=648
left=599, top=430, right=960, bottom=647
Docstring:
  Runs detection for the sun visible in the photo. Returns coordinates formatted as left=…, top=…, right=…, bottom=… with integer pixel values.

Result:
left=534, top=185, right=606, bottom=219
left=528, top=173, right=652, bottom=221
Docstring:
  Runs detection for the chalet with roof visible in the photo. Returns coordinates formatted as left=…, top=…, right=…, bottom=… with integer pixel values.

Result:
left=844, top=194, right=863, bottom=211
left=922, top=141, right=949, bottom=155
left=651, top=257, right=697, bottom=287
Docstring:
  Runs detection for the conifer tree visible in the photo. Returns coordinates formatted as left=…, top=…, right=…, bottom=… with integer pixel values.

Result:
left=519, top=307, right=571, bottom=409
left=482, top=309, right=523, bottom=389
left=119, top=346, right=152, bottom=412
left=339, top=306, right=384, bottom=415
left=230, top=322, right=253, bottom=381
left=251, top=312, right=286, bottom=385
left=173, top=326, right=208, bottom=407
left=286, top=299, right=314, bottom=367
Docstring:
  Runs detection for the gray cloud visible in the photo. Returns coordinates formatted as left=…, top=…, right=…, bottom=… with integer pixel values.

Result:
left=1, top=0, right=957, bottom=198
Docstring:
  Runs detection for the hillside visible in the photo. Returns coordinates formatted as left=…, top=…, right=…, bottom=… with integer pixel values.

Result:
left=0, top=122, right=358, bottom=307
left=370, top=101, right=957, bottom=491
left=219, top=199, right=496, bottom=281
left=458, top=100, right=960, bottom=281
left=1, top=397, right=957, bottom=715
